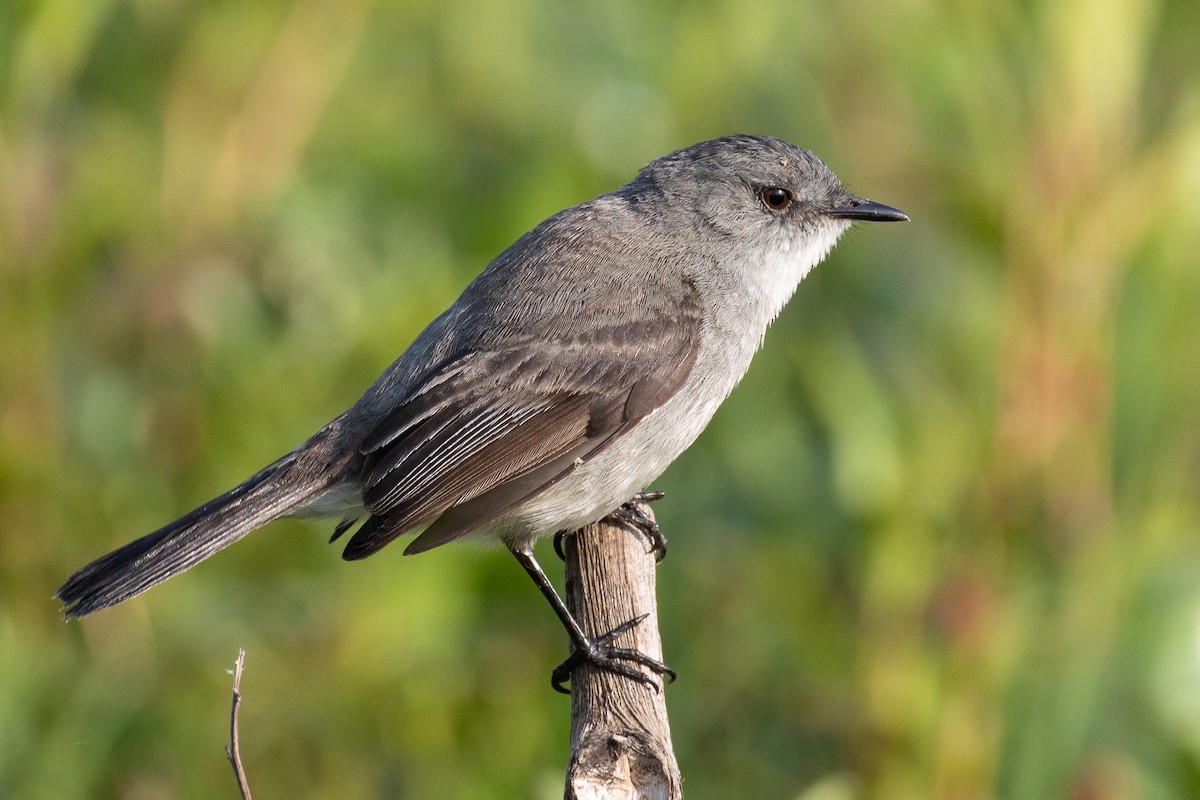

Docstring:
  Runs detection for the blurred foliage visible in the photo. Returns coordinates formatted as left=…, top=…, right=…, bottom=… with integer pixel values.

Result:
left=2, top=0, right=1200, bottom=797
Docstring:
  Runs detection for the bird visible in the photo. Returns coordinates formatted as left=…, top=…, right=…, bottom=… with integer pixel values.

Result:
left=57, top=134, right=907, bottom=690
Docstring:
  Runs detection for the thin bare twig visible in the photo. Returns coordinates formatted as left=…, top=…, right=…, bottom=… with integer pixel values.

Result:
left=225, top=649, right=253, bottom=800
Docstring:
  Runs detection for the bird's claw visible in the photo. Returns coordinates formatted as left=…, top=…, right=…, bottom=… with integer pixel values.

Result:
left=553, top=490, right=668, bottom=562
left=553, top=529, right=570, bottom=561
left=614, top=491, right=668, bottom=562
left=550, top=613, right=677, bottom=694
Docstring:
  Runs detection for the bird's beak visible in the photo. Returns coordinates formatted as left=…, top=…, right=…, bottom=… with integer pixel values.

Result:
left=827, top=196, right=909, bottom=223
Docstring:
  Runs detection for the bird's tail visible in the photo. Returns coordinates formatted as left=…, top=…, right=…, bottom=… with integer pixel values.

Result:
left=56, top=431, right=348, bottom=619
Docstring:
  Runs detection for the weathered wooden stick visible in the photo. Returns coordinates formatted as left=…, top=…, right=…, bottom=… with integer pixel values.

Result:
left=563, top=507, right=682, bottom=800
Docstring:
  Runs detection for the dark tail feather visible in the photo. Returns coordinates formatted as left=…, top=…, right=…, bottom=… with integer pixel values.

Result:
left=56, top=451, right=335, bottom=618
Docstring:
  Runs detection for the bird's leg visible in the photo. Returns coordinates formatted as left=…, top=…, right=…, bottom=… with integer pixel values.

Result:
left=509, top=544, right=676, bottom=694
left=553, top=490, right=668, bottom=562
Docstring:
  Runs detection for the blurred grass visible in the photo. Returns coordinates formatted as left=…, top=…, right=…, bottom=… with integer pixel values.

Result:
left=2, top=0, right=1200, bottom=797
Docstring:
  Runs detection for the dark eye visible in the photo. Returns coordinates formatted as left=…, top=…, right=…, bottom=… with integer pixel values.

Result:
left=760, top=186, right=793, bottom=211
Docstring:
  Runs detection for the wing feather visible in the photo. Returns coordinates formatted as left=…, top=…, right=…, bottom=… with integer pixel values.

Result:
left=341, top=280, right=702, bottom=559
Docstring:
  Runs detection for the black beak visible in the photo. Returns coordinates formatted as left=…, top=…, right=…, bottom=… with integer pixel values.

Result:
left=827, top=196, right=909, bottom=223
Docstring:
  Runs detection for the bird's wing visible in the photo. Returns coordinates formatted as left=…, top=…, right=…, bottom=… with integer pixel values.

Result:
left=342, top=283, right=701, bottom=559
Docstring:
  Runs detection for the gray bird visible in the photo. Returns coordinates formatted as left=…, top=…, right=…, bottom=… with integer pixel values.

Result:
left=57, top=134, right=907, bottom=689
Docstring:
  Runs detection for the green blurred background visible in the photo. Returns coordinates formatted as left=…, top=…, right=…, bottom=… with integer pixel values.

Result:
left=3, top=0, right=1200, bottom=797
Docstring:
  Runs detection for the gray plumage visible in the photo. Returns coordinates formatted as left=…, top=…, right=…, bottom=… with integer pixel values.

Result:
left=57, top=134, right=906, bottom=618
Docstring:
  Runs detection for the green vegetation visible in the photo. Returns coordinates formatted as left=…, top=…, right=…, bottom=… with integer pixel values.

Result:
left=3, top=0, right=1199, bottom=797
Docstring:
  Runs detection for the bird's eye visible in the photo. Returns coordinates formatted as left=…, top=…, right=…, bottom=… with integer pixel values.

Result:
left=760, top=186, right=793, bottom=211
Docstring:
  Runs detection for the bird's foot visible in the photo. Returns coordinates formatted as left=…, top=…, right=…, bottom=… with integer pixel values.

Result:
left=552, top=490, right=668, bottom=562
left=550, top=613, right=677, bottom=694
left=614, top=490, right=668, bottom=562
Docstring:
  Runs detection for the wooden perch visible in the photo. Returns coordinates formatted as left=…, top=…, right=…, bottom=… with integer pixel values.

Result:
left=562, top=507, right=682, bottom=800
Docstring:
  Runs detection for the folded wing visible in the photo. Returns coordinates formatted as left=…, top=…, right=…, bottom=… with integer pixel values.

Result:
left=341, top=283, right=701, bottom=559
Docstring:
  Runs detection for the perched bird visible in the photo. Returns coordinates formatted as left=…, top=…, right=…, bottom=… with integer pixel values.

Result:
left=57, top=135, right=907, bottom=689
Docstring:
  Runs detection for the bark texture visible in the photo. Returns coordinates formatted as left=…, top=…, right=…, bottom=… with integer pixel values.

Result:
left=563, top=509, right=681, bottom=800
